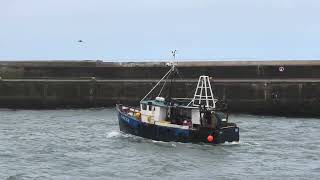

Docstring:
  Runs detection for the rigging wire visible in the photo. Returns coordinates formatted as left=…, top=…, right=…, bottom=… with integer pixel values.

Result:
left=140, top=65, right=174, bottom=102
left=157, top=70, right=171, bottom=97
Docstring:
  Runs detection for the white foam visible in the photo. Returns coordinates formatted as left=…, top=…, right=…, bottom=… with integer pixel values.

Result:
left=220, top=141, right=241, bottom=146
left=106, top=130, right=121, bottom=138
left=151, top=140, right=177, bottom=147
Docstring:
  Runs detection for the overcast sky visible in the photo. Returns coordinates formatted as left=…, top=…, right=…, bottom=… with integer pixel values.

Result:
left=0, top=0, right=319, bottom=60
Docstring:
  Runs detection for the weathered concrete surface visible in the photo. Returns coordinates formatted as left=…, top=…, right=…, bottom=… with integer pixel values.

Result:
left=1, top=60, right=320, bottom=79
left=0, top=60, right=319, bottom=116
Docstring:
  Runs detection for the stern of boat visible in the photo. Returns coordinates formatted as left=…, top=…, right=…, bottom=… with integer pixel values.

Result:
left=216, top=126, right=239, bottom=143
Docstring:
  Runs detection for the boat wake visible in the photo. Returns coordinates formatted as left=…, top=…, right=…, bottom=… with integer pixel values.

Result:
left=152, top=140, right=177, bottom=147
left=106, top=130, right=139, bottom=140
left=220, top=141, right=241, bottom=146
left=106, top=130, right=122, bottom=138
left=107, top=130, right=178, bottom=147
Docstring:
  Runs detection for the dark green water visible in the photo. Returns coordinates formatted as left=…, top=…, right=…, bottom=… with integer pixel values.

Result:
left=0, top=108, right=319, bottom=180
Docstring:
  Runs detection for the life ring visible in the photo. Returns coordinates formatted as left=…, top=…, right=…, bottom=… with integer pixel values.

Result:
left=279, top=66, right=285, bottom=72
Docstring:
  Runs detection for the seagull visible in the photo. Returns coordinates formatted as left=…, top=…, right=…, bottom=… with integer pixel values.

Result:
left=78, top=40, right=83, bottom=43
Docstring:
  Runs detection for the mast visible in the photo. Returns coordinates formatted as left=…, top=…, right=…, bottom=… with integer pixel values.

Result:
left=168, top=50, right=177, bottom=102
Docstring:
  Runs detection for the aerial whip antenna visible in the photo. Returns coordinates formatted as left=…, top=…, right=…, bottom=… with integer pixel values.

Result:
left=171, top=50, right=177, bottom=60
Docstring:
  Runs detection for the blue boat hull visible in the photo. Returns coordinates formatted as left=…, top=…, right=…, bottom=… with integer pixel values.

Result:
left=117, top=108, right=239, bottom=144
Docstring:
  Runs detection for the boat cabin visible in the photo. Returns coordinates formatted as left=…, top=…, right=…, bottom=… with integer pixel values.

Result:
left=140, top=97, right=167, bottom=123
left=139, top=96, right=225, bottom=129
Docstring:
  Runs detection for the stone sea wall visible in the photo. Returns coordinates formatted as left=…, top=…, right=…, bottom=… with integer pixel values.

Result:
left=0, top=60, right=319, bottom=116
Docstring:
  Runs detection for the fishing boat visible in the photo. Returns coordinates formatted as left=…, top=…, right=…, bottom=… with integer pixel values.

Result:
left=116, top=62, right=239, bottom=144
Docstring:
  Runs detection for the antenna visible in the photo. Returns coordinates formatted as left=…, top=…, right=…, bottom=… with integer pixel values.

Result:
left=171, top=50, right=177, bottom=60
left=168, top=50, right=178, bottom=68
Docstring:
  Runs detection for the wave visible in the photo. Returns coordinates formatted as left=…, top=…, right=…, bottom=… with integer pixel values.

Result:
left=106, top=130, right=122, bottom=138
left=6, top=174, right=24, bottom=180
left=152, top=140, right=177, bottom=147
left=220, top=141, right=241, bottom=146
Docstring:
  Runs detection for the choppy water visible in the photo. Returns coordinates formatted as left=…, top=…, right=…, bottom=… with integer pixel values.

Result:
left=0, top=108, right=319, bottom=180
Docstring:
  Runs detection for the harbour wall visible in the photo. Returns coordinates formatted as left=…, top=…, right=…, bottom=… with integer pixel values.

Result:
left=0, top=60, right=319, bottom=116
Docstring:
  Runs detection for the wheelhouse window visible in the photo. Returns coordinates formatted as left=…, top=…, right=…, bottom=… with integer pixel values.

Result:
left=142, top=104, right=147, bottom=110
left=179, top=108, right=192, bottom=119
left=148, top=105, right=153, bottom=111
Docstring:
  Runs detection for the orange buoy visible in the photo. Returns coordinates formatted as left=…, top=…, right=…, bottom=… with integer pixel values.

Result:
left=134, top=112, right=141, bottom=119
left=207, top=135, right=214, bottom=142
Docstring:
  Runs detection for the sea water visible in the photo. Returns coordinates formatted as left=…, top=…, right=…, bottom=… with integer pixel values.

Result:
left=0, top=108, right=319, bottom=180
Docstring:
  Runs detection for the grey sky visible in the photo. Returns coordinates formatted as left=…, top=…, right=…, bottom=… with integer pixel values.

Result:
left=0, top=0, right=319, bottom=60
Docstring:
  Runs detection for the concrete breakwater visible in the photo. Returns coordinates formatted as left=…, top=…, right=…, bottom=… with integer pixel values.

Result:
left=0, top=60, right=319, bottom=116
